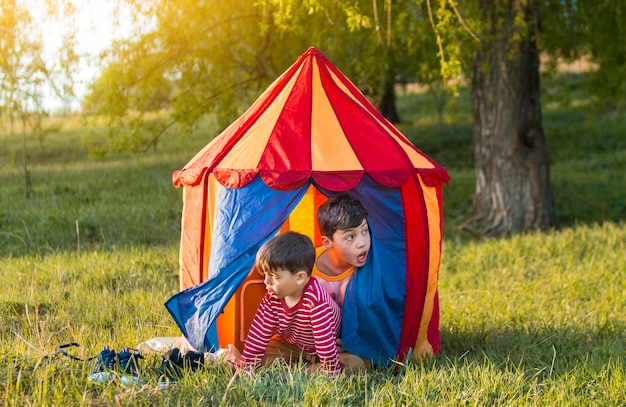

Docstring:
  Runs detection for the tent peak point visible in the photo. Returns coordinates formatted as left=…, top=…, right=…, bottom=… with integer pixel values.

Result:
left=303, top=46, right=325, bottom=58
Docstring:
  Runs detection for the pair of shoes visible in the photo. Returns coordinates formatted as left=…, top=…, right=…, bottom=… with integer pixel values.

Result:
left=159, top=347, right=205, bottom=382
left=90, top=346, right=144, bottom=384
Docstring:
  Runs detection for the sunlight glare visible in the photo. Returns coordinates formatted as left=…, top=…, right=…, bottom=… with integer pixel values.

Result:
left=24, top=0, right=133, bottom=112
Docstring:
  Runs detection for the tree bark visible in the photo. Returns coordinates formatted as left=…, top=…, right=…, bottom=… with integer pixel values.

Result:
left=462, top=1, right=557, bottom=237
left=377, top=70, right=401, bottom=124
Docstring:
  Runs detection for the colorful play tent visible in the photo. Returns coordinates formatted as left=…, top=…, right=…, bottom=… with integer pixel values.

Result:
left=165, top=47, right=449, bottom=365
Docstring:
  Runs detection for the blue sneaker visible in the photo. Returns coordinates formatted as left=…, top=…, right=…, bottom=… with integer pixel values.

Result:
left=92, top=346, right=116, bottom=373
left=117, top=347, right=143, bottom=376
left=90, top=346, right=117, bottom=383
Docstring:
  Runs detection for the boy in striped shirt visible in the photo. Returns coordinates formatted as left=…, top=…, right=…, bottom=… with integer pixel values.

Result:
left=237, top=231, right=343, bottom=375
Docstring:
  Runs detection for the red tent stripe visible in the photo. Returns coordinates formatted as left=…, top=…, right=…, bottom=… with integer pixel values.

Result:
left=319, top=60, right=416, bottom=172
left=428, top=282, right=441, bottom=354
left=324, top=58, right=408, bottom=142
left=397, top=176, right=430, bottom=358
left=258, top=51, right=314, bottom=173
left=324, top=61, right=445, bottom=172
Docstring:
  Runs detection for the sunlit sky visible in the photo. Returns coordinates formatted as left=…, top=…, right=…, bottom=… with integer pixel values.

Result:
left=33, top=0, right=133, bottom=112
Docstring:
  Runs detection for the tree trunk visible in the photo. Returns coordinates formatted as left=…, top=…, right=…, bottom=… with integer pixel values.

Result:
left=462, top=1, right=557, bottom=237
left=377, top=69, right=401, bottom=124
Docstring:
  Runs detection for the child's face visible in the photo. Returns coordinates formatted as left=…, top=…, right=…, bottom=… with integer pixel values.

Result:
left=263, top=268, right=305, bottom=300
left=329, top=219, right=371, bottom=268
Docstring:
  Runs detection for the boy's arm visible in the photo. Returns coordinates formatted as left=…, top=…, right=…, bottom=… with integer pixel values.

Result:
left=238, top=294, right=277, bottom=369
left=309, top=302, right=342, bottom=375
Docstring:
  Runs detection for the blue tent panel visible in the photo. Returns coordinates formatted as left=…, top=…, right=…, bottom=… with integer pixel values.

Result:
left=165, top=177, right=308, bottom=351
left=321, top=177, right=406, bottom=364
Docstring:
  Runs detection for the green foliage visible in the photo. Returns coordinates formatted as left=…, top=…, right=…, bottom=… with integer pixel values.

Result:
left=87, top=0, right=451, bottom=149
left=81, top=0, right=626, bottom=159
left=83, top=0, right=308, bottom=152
left=541, top=0, right=626, bottom=113
left=260, top=0, right=445, bottom=102
left=1, top=73, right=625, bottom=404
left=0, top=0, right=79, bottom=117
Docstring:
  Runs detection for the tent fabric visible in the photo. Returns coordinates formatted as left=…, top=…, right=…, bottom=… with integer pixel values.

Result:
left=166, top=177, right=309, bottom=350
left=166, top=175, right=419, bottom=362
left=172, top=47, right=449, bottom=191
left=165, top=47, right=448, bottom=364
left=331, top=177, right=407, bottom=363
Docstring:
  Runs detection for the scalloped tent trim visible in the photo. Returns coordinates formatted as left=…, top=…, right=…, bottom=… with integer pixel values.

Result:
left=172, top=47, right=449, bottom=191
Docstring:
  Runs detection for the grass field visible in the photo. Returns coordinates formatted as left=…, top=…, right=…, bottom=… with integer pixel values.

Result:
left=0, top=77, right=624, bottom=405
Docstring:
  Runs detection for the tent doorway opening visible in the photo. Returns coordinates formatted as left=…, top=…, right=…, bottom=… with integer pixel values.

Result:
left=215, top=185, right=328, bottom=351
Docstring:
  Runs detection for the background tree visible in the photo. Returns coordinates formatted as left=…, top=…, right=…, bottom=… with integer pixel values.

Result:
left=458, top=0, right=557, bottom=236
left=85, top=0, right=623, bottom=237
left=83, top=0, right=311, bottom=152
left=0, top=0, right=78, bottom=199
left=449, top=0, right=624, bottom=236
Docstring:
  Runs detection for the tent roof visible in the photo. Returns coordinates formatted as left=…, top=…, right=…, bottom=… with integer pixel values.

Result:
left=173, top=47, right=449, bottom=191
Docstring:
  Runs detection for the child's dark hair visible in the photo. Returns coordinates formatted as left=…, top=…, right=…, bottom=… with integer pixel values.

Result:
left=317, top=194, right=369, bottom=239
left=255, top=231, right=316, bottom=276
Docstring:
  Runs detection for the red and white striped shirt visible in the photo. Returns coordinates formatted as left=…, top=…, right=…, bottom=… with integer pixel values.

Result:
left=239, top=277, right=342, bottom=375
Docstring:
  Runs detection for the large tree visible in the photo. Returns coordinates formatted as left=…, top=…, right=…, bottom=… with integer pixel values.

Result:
left=459, top=0, right=557, bottom=236
left=454, top=0, right=626, bottom=236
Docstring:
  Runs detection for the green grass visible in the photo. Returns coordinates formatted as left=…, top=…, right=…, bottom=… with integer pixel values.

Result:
left=1, top=76, right=625, bottom=405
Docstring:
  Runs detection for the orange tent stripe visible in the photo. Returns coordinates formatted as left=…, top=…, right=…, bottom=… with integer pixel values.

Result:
left=413, top=176, right=444, bottom=358
left=317, top=62, right=414, bottom=185
left=310, top=57, right=362, bottom=171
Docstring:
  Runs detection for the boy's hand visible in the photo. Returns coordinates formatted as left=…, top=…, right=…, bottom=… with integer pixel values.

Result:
left=224, top=344, right=241, bottom=365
